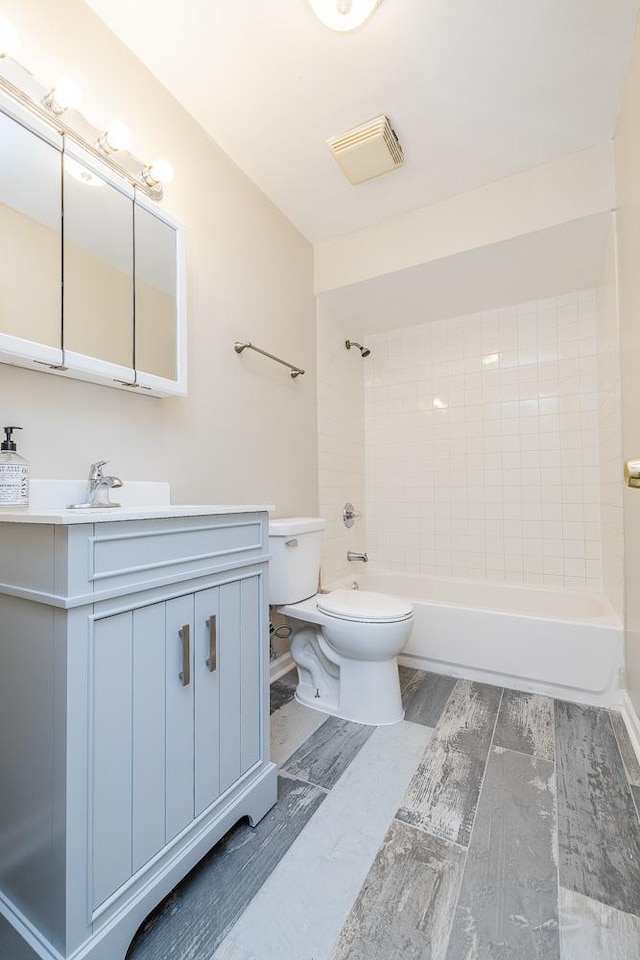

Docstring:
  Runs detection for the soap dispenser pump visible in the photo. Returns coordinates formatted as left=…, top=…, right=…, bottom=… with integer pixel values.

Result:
left=0, top=426, right=29, bottom=508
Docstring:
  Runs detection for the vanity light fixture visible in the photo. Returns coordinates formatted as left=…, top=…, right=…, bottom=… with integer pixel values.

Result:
left=141, top=159, right=175, bottom=186
left=43, top=76, right=83, bottom=114
left=0, top=19, right=174, bottom=202
left=96, top=122, right=133, bottom=154
left=0, top=17, right=19, bottom=58
left=307, top=0, right=382, bottom=32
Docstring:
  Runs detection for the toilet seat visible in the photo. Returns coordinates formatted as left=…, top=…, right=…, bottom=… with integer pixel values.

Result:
left=317, top=589, right=413, bottom=624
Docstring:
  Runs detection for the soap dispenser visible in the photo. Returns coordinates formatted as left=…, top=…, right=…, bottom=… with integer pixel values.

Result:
left=0, top=426, right=29, bottom=508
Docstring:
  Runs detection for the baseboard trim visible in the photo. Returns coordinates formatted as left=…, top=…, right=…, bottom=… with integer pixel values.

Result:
left=620, top=691, right=640, bottom=767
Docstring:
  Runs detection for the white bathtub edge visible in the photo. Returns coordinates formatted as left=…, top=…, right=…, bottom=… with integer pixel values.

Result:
left=398, top=652, right=623, bottom=708
left=620, top=691, right=640, bottom=765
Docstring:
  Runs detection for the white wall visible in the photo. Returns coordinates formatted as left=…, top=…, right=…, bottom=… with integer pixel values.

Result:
left=596, top=224, right=624, bottom=621
left=364, top=292, right=603, bottom=589
left=0, top=0, right=318, bottom=516
left=314, top=143, right=616, bottom=294
left=615, top=12, right=640, bottom=716
left=317, top=303, right=366, bottom=585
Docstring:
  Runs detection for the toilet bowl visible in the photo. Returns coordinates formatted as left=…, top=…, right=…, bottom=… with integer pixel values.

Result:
left=269, top=518, right=414, bottom=725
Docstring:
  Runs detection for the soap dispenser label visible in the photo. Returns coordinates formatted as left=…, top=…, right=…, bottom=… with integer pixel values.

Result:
left=0, top=463, right=29, bottom=506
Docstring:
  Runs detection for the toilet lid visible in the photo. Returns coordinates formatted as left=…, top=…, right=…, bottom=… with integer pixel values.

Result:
left=317, top=589, right=413, bottom=623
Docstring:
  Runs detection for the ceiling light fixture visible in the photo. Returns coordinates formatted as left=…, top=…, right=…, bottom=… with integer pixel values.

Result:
left=96, top=122, right=133, bottom=154
left=43, top=75, right=83, bottom=114
left=0, top=17, right=19, bottom=58
left=307, top=0, right=382, bottom=32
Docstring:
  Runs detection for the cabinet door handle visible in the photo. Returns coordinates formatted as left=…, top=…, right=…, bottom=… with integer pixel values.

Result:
left=178, top=624, right=190, bottom=686
left=205, top=616, right=217, bottom=672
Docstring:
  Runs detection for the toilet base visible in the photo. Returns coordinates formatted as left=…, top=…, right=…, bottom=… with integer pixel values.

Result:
left=294, top=657, right=405, bottom=727
left=285, top=617, right=407, bottom=726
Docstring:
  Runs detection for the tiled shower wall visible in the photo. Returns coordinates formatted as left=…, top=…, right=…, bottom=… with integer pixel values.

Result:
left=364, top=291, right=604, bottom=590
left=596, top=229, right=624, bottom=619
left=317, top=303, right=366, bottom=585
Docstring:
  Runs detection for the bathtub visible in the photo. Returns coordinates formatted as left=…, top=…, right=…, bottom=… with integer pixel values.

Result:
left=339, top=572, right=624, bottom=707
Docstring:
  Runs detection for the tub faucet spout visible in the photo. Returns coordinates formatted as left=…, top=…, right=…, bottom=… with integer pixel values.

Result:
left=347, top=551, right=368, bottom=562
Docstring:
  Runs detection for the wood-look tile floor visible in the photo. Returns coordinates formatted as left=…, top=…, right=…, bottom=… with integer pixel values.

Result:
left=122, top=666, right=640, bottom=960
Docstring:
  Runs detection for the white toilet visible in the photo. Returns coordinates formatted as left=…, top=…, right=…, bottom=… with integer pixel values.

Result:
left=269, top=517, right=414, bottom=725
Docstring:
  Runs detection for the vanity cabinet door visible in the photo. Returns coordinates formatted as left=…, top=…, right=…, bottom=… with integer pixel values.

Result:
left=196, top=575, right=262, bottom=804
left=194, top=575, right=262, bottom=813
left=132, top=604, right=166, bottom=873
left=92, top=611, right=134, bottom=910
left=90, top=574, right=262, bottom=911
left=92, top=603, right=171, bottom=910
left=165, top=595, right=195, bottom=841
left=194, top=586, right=221, bottom=816
left=92, top=598, right=196, bottom=911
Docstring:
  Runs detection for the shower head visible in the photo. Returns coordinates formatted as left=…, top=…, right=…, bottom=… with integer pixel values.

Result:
left=345, top=340, right=371, bottom=358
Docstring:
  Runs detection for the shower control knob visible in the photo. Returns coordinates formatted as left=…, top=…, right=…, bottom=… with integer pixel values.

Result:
left=343, top=502, right=360, bottom=528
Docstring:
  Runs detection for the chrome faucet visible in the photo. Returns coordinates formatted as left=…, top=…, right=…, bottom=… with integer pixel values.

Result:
left=68, top=461, right=123, bottom=509
left=347, top=551, right=368, bottom=562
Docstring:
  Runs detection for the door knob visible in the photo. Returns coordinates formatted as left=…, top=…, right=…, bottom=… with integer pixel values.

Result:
left=624, top=458, right=640, bottom=488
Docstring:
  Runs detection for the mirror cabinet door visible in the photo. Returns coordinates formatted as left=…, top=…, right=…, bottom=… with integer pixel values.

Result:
left=134, top=200, right=178, bottom=382
left=63, top=148, right=134, bottom=371
left=0, top=110, right=62, bottom=350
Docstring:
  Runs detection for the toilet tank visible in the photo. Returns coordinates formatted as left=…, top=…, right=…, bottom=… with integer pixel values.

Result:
left=268, top=517, right=326, bottom=605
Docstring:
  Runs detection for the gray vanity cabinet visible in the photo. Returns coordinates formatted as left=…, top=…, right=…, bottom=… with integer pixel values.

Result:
left=0, top=510, right=276, bottom=960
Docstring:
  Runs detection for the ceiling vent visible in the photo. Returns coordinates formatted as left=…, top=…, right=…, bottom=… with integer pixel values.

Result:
left=327, top=115, right=404, bottom=185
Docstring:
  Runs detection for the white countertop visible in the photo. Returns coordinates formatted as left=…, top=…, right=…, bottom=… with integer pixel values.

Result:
left=0, top=480, right=273, bottom=524
left=0, top=504, right=274, bottom=524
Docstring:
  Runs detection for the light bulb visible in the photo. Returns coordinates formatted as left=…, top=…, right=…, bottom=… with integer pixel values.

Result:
left=45, top=76, right=83, bottom=113
left=0, top=17, right=19, bottom=58
left=307, top=0, right=381, bottom=31
left=144, top=158, right=174, bottom=185
left=98, top=122, right=133, bottom=153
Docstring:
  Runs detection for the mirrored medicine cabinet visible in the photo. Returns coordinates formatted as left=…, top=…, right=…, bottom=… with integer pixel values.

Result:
left=0, top=92, right=186, bottom=397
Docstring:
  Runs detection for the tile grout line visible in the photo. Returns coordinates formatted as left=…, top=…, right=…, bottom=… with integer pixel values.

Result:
left=389, top=811, right=469, bottom=853
left=439, top=683, right=505, bottom=960
left=278, top=769, right=331, bottom=795
left=462, top=685, right=505, bottom=848
left=401, top=669, right=458, bottom=734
